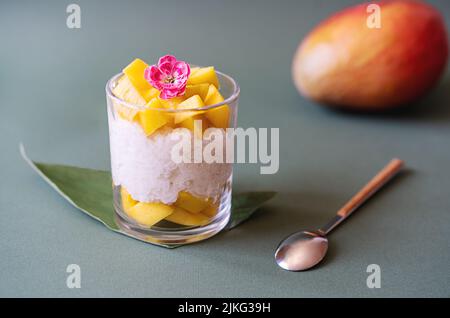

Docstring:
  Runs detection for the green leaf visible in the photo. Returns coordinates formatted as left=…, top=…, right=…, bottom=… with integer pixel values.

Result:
left=227, top=191, right=277, bottom=230
left=20, top=144, right=275, bottom=247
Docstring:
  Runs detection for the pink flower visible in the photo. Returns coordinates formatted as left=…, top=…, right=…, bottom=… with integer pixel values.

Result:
left=144, top=55, right=190, bottom=100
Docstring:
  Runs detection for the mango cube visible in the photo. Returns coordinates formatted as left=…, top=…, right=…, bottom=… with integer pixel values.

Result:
left=138, top=98, right=169, bottom=135
left=158, top=96, right=185, bottom=109
left=120, top=187, right=137, bottom=212
left=143, top=87, right=160, bottom=101
left=204, top=84, right=230, bottom=128
left=112, top=76, right=145, bottom=121
left=185, top=84, right=210, bottom=100
left=123, top=58, right=155, bottom=102
left=187, top=67, right=219, bottom=88
left=174, top=95, right=205, bottom=124
left=178, top=116, right=198, bottom=131
left=179, top=115, right=210, bottom=134
left=113, top=75, right=146, bottom=106
left=126, top=202, right=174, bottom=227
left=165, top=207, right=210, bottom=226
left=146, top=97, right=165, bottom=109
left=116, top=104, right=139, bottom=121
left=175, top=191, right=210, bottom=214
left=190, top=67, right=200, bottom=76
left=201, top=204, right=218, bottom=217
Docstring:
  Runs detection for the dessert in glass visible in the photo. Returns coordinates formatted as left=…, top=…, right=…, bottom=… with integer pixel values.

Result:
left=105, top=55, right=239, bottom=245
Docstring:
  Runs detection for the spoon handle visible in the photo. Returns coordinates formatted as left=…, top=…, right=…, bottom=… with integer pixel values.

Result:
left=319, top=158, right=404, bottom=235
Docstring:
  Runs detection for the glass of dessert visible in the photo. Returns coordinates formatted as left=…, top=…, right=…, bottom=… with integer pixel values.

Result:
left=105, top=55, right=239, bottom=245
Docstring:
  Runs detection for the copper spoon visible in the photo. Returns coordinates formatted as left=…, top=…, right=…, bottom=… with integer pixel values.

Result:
left=275, top=159, right=404, bottom=271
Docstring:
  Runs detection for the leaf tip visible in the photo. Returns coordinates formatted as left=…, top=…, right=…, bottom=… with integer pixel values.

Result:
left=19, top=142, right=35, bottom=169
left=19, top=142, right=26, bottom=158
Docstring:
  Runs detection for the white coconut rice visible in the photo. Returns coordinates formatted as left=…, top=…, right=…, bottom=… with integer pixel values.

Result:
left=108, top=114, right=232, bottom=204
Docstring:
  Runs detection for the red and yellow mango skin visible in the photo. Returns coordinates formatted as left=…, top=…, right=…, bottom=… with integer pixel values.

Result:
left=292, top=0, right=448, bottom=111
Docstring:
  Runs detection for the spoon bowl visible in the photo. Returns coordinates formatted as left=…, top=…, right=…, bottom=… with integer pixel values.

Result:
left=275, top=231, right=328, bottom=271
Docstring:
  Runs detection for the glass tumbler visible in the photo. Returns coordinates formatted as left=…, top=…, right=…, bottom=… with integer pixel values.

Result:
left=106, top=70, right=239, bottom=246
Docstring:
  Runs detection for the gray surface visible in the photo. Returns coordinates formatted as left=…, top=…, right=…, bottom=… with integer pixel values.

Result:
left=1, top=0, right=449, bottom=297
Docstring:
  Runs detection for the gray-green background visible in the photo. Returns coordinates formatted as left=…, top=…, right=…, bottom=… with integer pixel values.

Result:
left=1, top=0, right=449, bottom=297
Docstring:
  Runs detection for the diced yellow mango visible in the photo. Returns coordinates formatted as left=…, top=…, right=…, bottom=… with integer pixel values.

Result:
left=115, top=104, right=139, bottom=121
left=185, top=84, right=210, bottom=100
left=190, top=67, right=200, bottom=76
left=120, top=187, right=137, bottom=212
left=178, top=116, right=210, bottom=138
left=126, top=202, right=174, bottom=227
left=187, top=66, right=219, bottom=88
left=165, top=207, right=210, bottom=226
left=179, top=116, right=210, bottom=130
left=158, top=96, right=185, bottom=109
left=178, top=116, right=196, bottom=131
left=123, top=59, right=154, bottom=97
left=113, top=75, right=147, bottom=106
left=204, top=84, right=225, bottom=106
left=147, top=97, right=177, bottom=127
left=112, top=76, right=144, bottom=121
left=146, top=97, right=164, bottom=109
left=175, top=191, right=210, bottom=214
left=163, top=113, right=176, bottom=128
left=201, top=204, right=218, bottom=217
left=138, top=99, right=169, bottom=135
left=116, top=59, right=156, bottom=102
left=204, top=84, right=230, bottom=128
left=174, top=95, right=205, bottom=124
left=143, top=87, right=160, bottom=101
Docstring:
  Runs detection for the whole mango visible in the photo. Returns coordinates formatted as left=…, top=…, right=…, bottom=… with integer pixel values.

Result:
left=292, top=0, right=448, bottom=111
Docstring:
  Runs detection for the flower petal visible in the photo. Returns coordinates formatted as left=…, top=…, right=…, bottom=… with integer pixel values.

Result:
left=149, top=66, right=163, bottom=81
left=159, top=83, right=187, bottom=99
left=160, top=87, right=181, bottom=99
left=158, top=55, right=177, bottom=67
left=172, top=61, right=190, bottom=78
left=145, top=66, right=164, bottom=90
left=159, top=61, right=174, bottom=76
